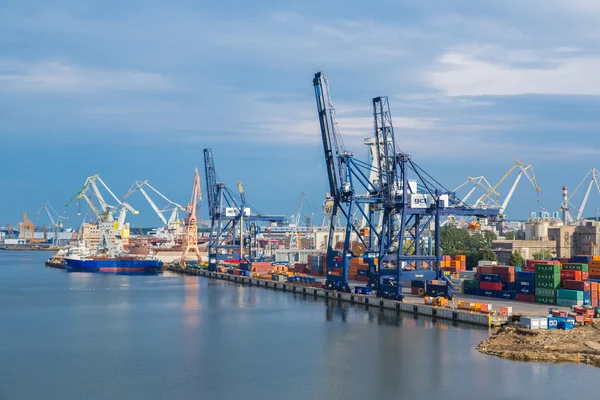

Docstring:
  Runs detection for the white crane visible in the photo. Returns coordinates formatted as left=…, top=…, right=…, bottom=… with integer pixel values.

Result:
left=36, top=202, right=68, bottom=246
left=124, top=180, right=185, bottom=246
left=67, top=174, right=138, bottom=227
left=563, top=167, right=600, bottom=223
left=289, top=191, right=310, bottom=250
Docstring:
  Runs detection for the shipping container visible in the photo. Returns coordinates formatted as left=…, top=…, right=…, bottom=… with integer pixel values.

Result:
left=562, top=263, right=588, bottom=272
left=516, top=271, right=535, bottom=281
left=480, top=281, right=502, bottom=291
left=479, top=273, right=502, bottom=282
left=556, top=289, right=584, bottom=300
left=499, top=290, right=516, bottom=300
left=556, top=298, right=584, bottom=307
left=463, top=279, right=480, bottom=289
left=560, top=270, right=582, bottom=281
left=535, top=296, right=556, bottom=305
left=535, top=288, right=555, bottom=297
left=561, top=280, right=590, bottom=291
left=463, top=287, right=479, bottom=296
left=479, top=289, right=499, bottom=298
left=535, top=264, right=561, bottom=273
left=516, top=293, right=535, bottom=302
left=517, top=286, right=535, bottom=295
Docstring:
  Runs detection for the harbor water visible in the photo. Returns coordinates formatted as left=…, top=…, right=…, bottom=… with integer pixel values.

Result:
left=0, top=252, right=597, bottom=400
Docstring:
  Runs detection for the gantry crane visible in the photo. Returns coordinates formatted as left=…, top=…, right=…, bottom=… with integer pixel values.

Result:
left=180, top=168, right=203, bottom=265
left=203, top=148, right=285, bottom=271
left=36, top=203, right=67, bottom=246
left=20, top=212, right=35, bottom=242
left=560, top=167, right=600, bottom=224
left=124, top=180, right=185, bottom=246
left=313, top=72, right=499, bottom=296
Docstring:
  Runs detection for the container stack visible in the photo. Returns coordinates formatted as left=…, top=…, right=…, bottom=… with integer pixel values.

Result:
left=556, top=262, right=590, bottom=306
left=534, top=263, right=560, bottom=305
left=349, top=258, right=370, bottom=282
left=440, top=255, right=467, bottom=275
left=308, top=254, right=326, bottom=276
left=515, top=271, right=535, bottom=302
left=589, top=259, right=600, bottom=280
left=462, top=278, right=479, bottom=295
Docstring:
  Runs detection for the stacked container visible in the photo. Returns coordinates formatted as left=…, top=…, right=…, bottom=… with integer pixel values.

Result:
left=515, top=271, right=535, bottom=302
left=534, top=263, right=560, bottom=305
left=557, top=263, right=589, bottom=306
left=308, top=254, right=326, bottom=276
left=440, top=254, right=467, bottom=275
left=462, top=279, right=480, bottom=295
left=589, top=259, right=600, bottom=280
left=349, top=258, right=370, bottom=282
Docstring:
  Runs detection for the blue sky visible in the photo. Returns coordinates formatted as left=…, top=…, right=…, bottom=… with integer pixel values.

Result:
left=2, top=0, right=600, bottom=228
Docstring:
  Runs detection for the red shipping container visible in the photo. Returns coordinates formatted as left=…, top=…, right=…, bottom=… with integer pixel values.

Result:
left=500, top=274, right=516, bottom=283
left=480, top=281, right=502, bottom=291
left=356, top=275, right=369, bottom=282
left=477, top=266, right=495, bottom=274
left=591, top=281, right=599, bottom=291
left=561, top=270, right=582, bottom=281
left=582, top=272, right=589, bottom=280
left=561, top=280, right=590, bottom=291
left=516, top=293, right=535, bottom=302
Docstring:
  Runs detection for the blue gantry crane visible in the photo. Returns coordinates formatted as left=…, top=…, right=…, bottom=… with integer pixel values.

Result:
left=203, top=148, right=285, bottom=271
left=313, top=72, right=499, bottom=298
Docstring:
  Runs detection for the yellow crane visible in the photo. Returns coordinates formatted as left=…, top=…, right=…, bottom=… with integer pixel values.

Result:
left=21, top=212, right=35, bottom=242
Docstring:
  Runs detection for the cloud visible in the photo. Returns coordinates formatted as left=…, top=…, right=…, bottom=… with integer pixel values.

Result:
left=0, top=59, right=172, bottom=93
left=428, top=48, right=600, bottom=96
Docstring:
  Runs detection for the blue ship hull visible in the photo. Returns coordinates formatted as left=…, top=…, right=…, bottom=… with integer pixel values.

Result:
left=65, top=258, right=163, bottom=273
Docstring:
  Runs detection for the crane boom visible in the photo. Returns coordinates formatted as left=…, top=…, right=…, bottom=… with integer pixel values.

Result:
left=203, top=149, right=219, bottom=218
left=500, top=171, right=523, bottom=214
left=313, top=72, right=345, bottom=199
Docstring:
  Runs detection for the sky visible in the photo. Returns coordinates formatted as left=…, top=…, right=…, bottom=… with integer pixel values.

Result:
left=2, top=0, right=600, bottom=228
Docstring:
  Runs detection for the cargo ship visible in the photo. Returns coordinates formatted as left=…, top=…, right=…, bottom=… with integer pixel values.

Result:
left=64, top=253, right=163, bottom=273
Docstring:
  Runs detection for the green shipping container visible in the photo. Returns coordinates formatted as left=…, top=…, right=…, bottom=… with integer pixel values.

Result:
left=463, top=279, right=479, bottom=289
left=535, top=288, right=555, bottom=297
left=562, top=263, right=589, bottom=272
left=556, top=289, right=584, bottom=300
left=535, top=272, right=560, bottom=281
left=535, top=296, right=556, bottom=305
left=535, top=280, right=560, bottom=289
left=556, top=298, right=584, bottom=307
left=534, top=264, right=560, bottom=273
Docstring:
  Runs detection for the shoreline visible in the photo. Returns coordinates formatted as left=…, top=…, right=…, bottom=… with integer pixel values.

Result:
left=477, top=325, right=600, bottom=368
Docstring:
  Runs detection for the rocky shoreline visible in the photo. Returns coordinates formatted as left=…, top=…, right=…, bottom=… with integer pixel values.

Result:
left=477, top=325, right=600, bottom=368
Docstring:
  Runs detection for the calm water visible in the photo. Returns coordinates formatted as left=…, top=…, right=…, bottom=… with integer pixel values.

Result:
left=0, top=252, right=597, bottom=400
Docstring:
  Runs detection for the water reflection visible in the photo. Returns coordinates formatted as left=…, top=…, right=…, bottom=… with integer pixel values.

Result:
left=182, top=275, right=201, bottom=328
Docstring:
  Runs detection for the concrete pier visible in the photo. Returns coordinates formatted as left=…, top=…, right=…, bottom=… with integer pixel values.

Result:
left=167, top=265, right=504, bottom=328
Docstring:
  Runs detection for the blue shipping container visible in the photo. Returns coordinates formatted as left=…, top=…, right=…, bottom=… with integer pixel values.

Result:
left=517, top=286, right=535, bottom=295
left=499, top=290, right=516, bottom=300
left=502, top=282, right=515, bottom=291
left=479, top=273, right=502, bottom=283
left=516, top=280, right=533, bottom=288
left=558, top=320, right=574, bottom=330
left=480, top=289, right=499, bottom=298
left=584, top=290, right=591, bottom=304
left=516, top=271, right=535, bottom=282
left=357, top=269, right=369, bottom=276
left=463, top=287, right=479, bottom=296
left=547, top=317, right=559, bottom=330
